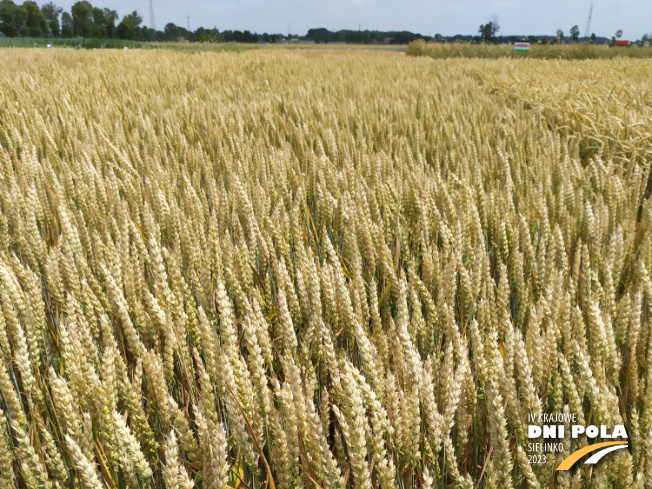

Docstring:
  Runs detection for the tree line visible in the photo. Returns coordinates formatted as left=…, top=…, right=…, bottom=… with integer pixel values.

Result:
left=304, top=28, right=425, bottom=44
left=475, top=18, right=651, bottom=46
left=0, top=1, right=147, bottom=39
left=0, top=0, right=308, bottom=42
left=0, top=2, right=430, bottom=44
left=0, top=1, right=434, bottom=43
left=2, top=2, right=644, bottom=45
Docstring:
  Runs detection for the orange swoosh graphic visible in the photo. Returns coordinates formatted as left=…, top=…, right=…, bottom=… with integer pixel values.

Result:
left=556, top=441, right=628, bottom=470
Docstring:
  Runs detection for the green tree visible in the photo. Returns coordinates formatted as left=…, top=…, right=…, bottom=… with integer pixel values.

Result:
left=590, top=33, right=596, bottom=44
left=23, top=1, right=46, bottom=36
left=103, top=8, right=117, bottom=37
left=41, top=1, right=62, bottom=36
left=140, top=25, right=157, bottom=40
left=71, top=0, right=93, bottom=37
left=570, top=25, right=579, bottom=42
left=0, top=0, right=20, bottom=36
left=556, top=29, right=564, bottom=43
left=14, top=2, right=26, bottom=34
left=478, top=18, right=499, bottom=44
left=611, top=30, right=623, bottom=47
left=91, top=7, right=106, bottom=36
left=60, top=10, right=71, bottom=36
left=116, top=10, right=141, bottom=40
left=163, top=22, right=187, bottom=41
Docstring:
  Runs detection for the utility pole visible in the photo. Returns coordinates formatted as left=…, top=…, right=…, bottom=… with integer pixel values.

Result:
left=186, top=13, right=191, bottom=32
left=148, top=0, right=156, bottom=31
left=584, top=3, right=593, bottom=38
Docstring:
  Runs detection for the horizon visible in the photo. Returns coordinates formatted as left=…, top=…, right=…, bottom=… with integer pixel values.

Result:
left=45, top=0, right=651, bottom=40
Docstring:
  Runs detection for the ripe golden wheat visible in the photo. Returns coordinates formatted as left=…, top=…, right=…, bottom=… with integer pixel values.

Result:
left=0, top=49, right=651, bottom=488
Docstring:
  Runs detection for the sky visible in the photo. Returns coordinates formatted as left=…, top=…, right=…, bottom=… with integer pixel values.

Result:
left=54, top=0, right=652, bottom=39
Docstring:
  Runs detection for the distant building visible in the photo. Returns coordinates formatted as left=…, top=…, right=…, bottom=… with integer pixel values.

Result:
left=283, top=39, right=316, bottom=44
left=615, top=40, right=631, bottom=46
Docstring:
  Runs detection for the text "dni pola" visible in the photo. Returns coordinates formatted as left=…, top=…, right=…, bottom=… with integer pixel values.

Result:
left=528, top=424, right=628, bottom=439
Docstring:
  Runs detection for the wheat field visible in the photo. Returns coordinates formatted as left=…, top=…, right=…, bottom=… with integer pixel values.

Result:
left=405, top=40, right=652, bottom=59
left=0, top=49, right=652, bottom=488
